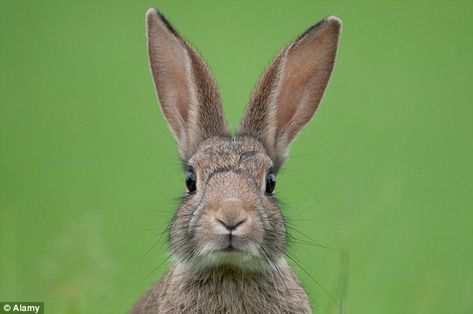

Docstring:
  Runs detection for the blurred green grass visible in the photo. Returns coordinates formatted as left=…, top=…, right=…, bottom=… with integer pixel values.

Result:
left=1, top=1, right=472, bottom=313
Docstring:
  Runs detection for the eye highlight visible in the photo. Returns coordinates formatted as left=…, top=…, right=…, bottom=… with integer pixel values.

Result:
left=185, top=168, right=197, bottom=193
left=265, top=173, right=276, bottom=194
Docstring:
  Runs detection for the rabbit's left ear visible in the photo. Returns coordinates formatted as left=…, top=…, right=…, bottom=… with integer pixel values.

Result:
left=239, top=17, right=341, bottom=169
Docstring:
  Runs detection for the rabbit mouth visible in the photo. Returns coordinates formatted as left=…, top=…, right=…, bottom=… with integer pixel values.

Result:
left=199, top=238, right=266, bottom=266
left=215, top=232, right=256, bottom=254
left=179, top=238, right=282, bottom=273
left=199, top=246, right=279, bottom=273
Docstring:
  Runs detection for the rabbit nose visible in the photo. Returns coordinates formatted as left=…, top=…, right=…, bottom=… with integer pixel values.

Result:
left=215, top=199, right=249, bottom=231
left=216, top=217, right=247, bottom=231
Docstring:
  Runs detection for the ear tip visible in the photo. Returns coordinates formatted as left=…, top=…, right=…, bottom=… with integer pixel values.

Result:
left=324, top=16, right=342, bottom=31
left=146, top=8, right=168, bottom=24
left=146, top=8, right=179, bottom=37
left=146, top=8, right=160, bottom=28
left=146, top=8, right=158, bottom=19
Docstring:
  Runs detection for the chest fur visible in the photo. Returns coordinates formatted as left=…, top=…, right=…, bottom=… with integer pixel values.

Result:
left=150, top=268, right=311, bottom=314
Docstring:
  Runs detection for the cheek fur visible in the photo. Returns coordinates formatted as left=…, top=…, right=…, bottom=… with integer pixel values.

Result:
left=193, top=212, right=220, bottom=244
left=169, top=198, right=201, bottom=257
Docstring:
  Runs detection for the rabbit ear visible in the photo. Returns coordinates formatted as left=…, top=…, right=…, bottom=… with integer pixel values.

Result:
left=146, top=9, right=228, bottom=161
left=239, top=17, right=341, bottom=169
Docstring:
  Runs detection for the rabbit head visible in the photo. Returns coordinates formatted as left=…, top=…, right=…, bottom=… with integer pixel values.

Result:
left=146, top=9, right=341, bottom=273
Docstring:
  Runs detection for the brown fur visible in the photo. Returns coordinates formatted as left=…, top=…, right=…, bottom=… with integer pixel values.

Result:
left=133, top=8, right=341, bottom=313
left=134, top=264, right=310, bottom=313
left=147, top=9, right=227, bottom=160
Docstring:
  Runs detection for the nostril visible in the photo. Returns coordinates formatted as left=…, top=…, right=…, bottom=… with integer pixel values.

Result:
left=216, top=218, right=247, bottom=231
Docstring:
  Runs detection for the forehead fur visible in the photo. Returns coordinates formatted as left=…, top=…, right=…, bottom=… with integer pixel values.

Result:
left=189, top=136, right=273, bottom=176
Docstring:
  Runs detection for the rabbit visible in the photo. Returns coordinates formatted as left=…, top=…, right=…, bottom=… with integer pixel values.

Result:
left=132, top=8, right=341, bottom=314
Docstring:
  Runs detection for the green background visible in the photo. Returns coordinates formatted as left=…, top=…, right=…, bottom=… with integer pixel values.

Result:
left=1, top=0, right=472, bottom=313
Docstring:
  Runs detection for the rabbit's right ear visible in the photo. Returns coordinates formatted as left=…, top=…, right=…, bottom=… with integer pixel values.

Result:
left=239, top=17, right=341, bottom=170
left=146, top=9, right=228, bottom=161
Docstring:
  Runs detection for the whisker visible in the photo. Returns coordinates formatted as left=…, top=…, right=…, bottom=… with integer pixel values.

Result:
left=130, top=206, right=175, bottom=215
left=144, top=254, right=173, bottom=281
left=286, top=225, right=335, bottom=252
left=124, top=227, right=168, bottom=234
left=285, top=252, right=339, bottom=307
left=125, top=220, right=173, bottom=268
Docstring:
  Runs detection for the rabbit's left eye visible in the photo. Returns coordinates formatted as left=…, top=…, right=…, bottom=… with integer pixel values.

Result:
left=265, top=173, right=276, bottom=194
left=186, top=169, right=197, bottom=193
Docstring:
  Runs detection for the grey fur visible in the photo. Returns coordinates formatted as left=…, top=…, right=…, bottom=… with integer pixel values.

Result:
left=133, top=8, right=341, bottom=313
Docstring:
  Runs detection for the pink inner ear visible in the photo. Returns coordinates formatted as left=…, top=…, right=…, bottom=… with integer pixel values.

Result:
left=147, top=10, right=228, bottom=160
left=275, top=24, right=339, bottom=142
left=148, top=13, right=196, bottom=138
left=157, top=68, right=190, bottom=126
left=174, top=78, right=190, bottom=125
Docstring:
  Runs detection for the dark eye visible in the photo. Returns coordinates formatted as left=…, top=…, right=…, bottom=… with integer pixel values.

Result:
left=265, top=173, right=276, bottom=194
left=185, top=168, right=197, bottom=193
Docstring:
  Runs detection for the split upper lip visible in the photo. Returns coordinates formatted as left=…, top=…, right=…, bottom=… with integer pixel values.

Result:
left=221, top=233, right=240, bottom=252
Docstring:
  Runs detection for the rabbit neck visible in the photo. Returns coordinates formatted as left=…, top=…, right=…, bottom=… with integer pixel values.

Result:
left=153, top=261, right=312, bottom=313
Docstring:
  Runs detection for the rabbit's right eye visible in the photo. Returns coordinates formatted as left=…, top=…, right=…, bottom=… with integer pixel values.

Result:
left=265, top=173, right=276, bottom=194
left=185, top=169, right=197, bottom=193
